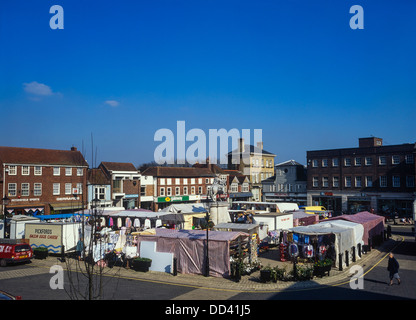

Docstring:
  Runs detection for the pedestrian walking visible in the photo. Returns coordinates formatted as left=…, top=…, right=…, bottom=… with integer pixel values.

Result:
left=387, top=252, right=401, bottom=286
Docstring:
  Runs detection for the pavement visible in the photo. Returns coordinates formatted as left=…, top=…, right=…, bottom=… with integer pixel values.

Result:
left=26, top=222, right=415, bottom=294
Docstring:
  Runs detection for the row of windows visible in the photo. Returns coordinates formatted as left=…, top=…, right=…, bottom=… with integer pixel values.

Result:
left=264, top=184, right=305, bottom=193
left=252, top=159, right=273, bottom=168
left=8, top=165, right=84, bottom=176
left=159, top=178, right=213, bottom=185
left=252, top=172, right=273, bottom=183
left=311, top=154, right=414, bottom=168
left=230, top=183, right=249, bottom=193
left=7, top=182, right=83, bottom=197
left=159, top=186, right=206, bottom=196
left=312, top=176, right=415, bottom=188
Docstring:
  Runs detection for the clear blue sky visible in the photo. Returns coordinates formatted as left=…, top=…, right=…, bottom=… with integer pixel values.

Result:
left=1, top=0, right=415, bottom=167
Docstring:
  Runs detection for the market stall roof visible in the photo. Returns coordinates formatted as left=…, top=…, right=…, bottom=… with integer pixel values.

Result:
left=10, top=215, right=40, bottom=222
left=326, top=211, right=385, bottom=245
left=98, top=210, right=185, bottom=223
left=161, top=203, right=208, bottom=214
left=213, top=222, right=259, bottom=233
left=293, top=210, right=319, bottom=226
left=149, top=228, right=248, bottom=241
left=320, top=220, right=364, bottom=247
left=34, top=213, right=89, bottom=221
left=75, top=207, right=124, bottom=216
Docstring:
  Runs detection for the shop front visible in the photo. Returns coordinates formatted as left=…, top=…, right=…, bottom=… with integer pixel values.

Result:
left=123, top=194, right=139, bottom=209
left=311, top=193, right=342, bottom=215
left=155, top=195, right=201, bottom=210
left=347, top=196, right=371, bottom=214
left=377, top=198, right=414, bottom=218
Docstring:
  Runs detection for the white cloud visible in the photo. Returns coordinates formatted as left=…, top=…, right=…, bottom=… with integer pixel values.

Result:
left=105, top=100, right=120, bottom=107
left=23, top=81, right=54, bottom=96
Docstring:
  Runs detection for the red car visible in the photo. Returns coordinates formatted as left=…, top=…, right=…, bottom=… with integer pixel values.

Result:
left=0, top=243, right=33, bottom=267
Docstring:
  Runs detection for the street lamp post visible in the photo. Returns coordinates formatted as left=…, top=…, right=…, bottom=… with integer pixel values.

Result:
left=205, top=210, right=210, bottom=277
left=2, top=196, right=10, bottom=238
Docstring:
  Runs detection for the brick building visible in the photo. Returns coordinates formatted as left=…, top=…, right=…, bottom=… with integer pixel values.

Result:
left=306, top=137, right=416, bottom=217
left=141, top=166, right=216, bottom=210
left=98, top=162, right=141, bottom=209
left=0, top=146, right=88, bottom=216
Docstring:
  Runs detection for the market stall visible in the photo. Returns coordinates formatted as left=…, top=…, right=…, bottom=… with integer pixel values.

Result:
left=213, top=223, right=260, bottom=262
left=290, top=221, right=359, bottom=268
left=102, top=210, right=185, bottom=230
left=134, top=228, right=249, bottom=277
left=161, top=203, right=208, bottom=230
left=326, top=211, right=385, bottom=245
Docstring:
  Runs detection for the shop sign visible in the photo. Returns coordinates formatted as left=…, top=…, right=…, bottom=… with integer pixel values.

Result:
left=11, top=198, right=40, bottom=202
left=320, top=192, right=333, bottom=196
left=157, top=195, right=190, bottom=203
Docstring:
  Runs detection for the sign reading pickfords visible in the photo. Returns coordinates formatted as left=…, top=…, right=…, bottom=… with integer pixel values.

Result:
left=157, top=196, right=189, bottom=203
left=25, top=223, right=62, bottom=253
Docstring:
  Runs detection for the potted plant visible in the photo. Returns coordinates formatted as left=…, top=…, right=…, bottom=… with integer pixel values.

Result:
left=296, top=264, right=314, bottom=281
left=33, top=247, right=48, bottom=259
left=260, top=265, right=272, bottom=283
left=273, top=265, right=286, bottom=282
left=132, top=257, right=152, bottom=272
left=313, top=258, right=332, bottom=277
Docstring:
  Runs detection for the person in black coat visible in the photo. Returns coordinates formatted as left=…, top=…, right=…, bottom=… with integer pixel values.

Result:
left=387, top=252, right=401, bottom=286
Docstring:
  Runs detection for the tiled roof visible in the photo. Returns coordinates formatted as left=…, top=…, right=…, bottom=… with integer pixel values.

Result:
left=87, top=168, right=111, bottom=185
left=100, top=162, right=137, bottom=172
left=0, top=146, right=88, bottom=166
left=228, top=144, right=275, bottom=156
left=275, top=160, right=304, bottom=167
left=142, top=166, right=216, bottom=178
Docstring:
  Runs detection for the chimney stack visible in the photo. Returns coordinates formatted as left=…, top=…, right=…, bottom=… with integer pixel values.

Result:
left=239, top=138, right=245, bottom=153
left=257, top=141, right=263, bottom=150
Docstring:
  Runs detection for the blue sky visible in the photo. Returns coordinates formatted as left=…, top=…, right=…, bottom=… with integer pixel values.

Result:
left=0, top=0, right=415, bottom=167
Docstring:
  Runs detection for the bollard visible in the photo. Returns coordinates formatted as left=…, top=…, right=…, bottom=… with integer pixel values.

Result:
left=368, top=238, right=372, bottom=251
left=173, top=257, right=177, bottom=276
left=345, top=250, right=349, bottom=267
left=338, top=253, right=343, bottom=271
left=358, top=243, right=361, bottom=257
left=60, top=245, right=65, bottom=262
left=352, top=246, right=356, bottom=262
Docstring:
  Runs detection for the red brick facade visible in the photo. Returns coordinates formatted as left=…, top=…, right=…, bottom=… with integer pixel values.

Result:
left=0, top=146, right=88, bottom=215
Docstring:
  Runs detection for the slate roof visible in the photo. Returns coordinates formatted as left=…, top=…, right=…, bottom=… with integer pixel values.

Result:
left=87, top=168, right=111, bottom=185
left=227, top=144, right=275, bottom=156
left=100, top=162, right=138, bottom=172
left=0, top=146, right=88, bottom=167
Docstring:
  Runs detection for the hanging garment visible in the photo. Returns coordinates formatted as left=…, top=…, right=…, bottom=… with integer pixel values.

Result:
left=155, top=219, right=162, bottom=228
left=144, top=219, right=151, bottom=229
left=125, top=217, right=132, bottom=228
left=134, top=218, right=140, bottom=228
left=117, top=217, right=122, bottom=228
left=109, top=217, right=113, bottom=227
left=304, top=244, right=314, bottom=258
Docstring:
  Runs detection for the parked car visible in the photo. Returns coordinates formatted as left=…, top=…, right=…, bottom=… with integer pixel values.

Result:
left=0, top=290, right=21, bottom=300
left=0, top=243, right=33, bottom=267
